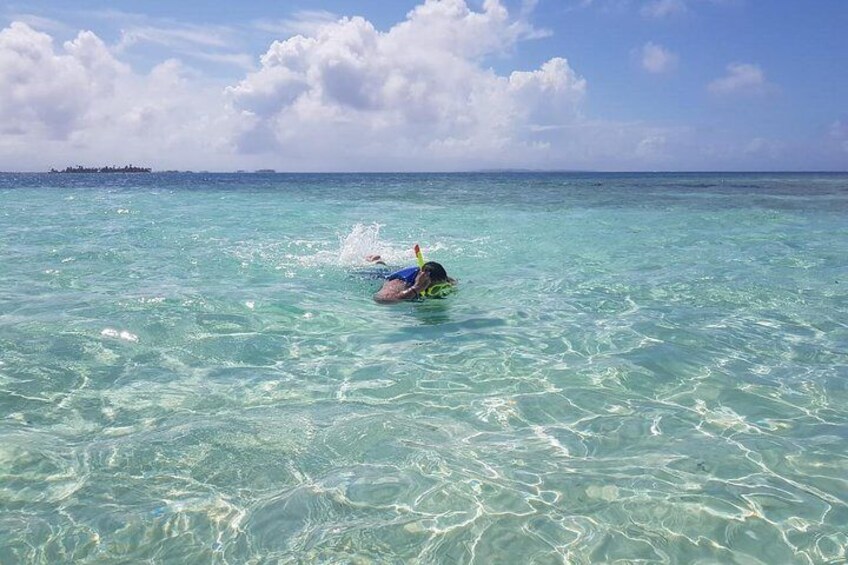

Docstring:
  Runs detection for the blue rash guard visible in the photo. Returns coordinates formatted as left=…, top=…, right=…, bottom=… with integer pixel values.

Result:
left=386, top=266, right=419, bottom=286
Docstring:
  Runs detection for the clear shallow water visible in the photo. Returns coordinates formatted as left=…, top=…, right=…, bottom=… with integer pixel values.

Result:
left=1, top=172, right=846, bottom=563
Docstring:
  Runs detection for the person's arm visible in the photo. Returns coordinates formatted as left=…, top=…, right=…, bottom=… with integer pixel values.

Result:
left=374, top=271, right=431, bottom=303
left=365, top=254, right=387, bottom=265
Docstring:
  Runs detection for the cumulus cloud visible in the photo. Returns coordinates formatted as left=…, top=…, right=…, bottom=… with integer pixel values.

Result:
left=640, top=42, right=677, bottom=73
left=0, top=1, right=696, bottom=172
left=0, top=21, right=242, bottom=170
left=0, top=22, right=127, bottom=138
left=226, top=0, right=586, bottom=169
left=708, top=62, right=767, bottom=95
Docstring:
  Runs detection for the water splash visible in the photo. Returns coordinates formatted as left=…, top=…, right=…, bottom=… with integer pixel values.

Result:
left=336, top=223, right=408, bottom=266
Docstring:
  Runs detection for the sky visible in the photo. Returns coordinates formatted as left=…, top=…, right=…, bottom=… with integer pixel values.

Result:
left=1, top=0, right=846, bottom=172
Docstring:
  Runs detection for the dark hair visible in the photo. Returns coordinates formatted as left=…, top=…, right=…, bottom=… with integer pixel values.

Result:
left=422, top=261, right=448, bottom=282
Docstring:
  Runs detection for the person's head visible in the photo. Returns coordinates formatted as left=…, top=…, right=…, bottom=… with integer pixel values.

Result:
left=421, top=261, right=448, bottom=282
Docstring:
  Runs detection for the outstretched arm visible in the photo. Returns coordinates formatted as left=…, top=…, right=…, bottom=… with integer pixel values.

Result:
left=365, top=254, right=387, bottom=265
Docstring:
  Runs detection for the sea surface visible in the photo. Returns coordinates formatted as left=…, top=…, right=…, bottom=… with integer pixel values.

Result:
left=1, top=172, right=846, bottom=564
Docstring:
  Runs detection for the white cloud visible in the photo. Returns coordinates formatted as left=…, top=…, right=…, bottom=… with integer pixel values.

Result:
left=0, top=1, right=709, bottom=172
left=3, top=13, right=70, bottom=34
left=0, top=21, right=243, bottom=170
left=640, top=42, right=677, bottom=73
left=708, top=62, right=767, bottom=95
left=226, top=0, right=585, bottom=169
left=67, top=10, right=253, bottom=71
left=0, top=22, right=127, bottom=138
left=253, top=11, right=340, bottom=37
left=641, top=0, right=688, bottom=18
left=116, top=25, right=232, bottom=51
left=111, top=19, right=254, bottom=69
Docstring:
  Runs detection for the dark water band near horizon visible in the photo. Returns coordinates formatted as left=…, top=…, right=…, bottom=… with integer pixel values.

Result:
left=1, top=172, right=846, bottom=563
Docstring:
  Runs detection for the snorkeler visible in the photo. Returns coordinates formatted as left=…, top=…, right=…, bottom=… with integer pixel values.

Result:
left=367, top=255, right=456, bottom=303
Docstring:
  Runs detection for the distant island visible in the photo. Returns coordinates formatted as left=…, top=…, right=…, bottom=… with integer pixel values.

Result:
left=50, top=165, right=152, bottom=173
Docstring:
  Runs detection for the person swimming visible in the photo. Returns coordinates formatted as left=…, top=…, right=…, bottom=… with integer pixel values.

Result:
left=367, top=255, right=456, bottom=303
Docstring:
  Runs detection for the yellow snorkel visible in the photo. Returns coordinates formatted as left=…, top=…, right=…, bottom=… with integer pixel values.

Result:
left=414, top=244, right=425, bottom=269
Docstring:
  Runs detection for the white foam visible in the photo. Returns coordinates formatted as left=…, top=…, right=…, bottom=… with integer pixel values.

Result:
left=101, top=328, right=139, bottom=343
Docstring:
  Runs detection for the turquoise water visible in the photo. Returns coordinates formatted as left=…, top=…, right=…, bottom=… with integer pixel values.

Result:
left=1, top=172, right=847, bottom=563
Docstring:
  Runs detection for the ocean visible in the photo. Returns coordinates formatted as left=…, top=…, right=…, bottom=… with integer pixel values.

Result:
left=1, top=172, right=846, bottom=563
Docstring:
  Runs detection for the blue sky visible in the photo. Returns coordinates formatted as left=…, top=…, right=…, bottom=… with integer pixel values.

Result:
left=1, top=0, right=846, bottom=171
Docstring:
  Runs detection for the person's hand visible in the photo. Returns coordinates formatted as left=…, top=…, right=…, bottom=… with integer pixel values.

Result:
left=411, top=270, right=431, bottom=293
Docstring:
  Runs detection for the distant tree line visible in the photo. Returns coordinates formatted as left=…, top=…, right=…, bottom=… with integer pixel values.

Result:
left=50, top=165, right=152, bottom=173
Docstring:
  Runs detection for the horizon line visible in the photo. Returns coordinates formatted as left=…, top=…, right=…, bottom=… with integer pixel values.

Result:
left=3, top=169, right=848, bottom=175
